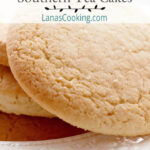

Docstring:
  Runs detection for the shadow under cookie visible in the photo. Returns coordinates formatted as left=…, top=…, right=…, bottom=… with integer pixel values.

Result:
left=0, top=111, right=86, bottom=141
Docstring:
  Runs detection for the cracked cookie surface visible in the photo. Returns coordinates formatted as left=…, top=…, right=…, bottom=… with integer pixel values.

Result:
left=0, top=24, right=8, bottom=66
left=7, top=24, right=150, bottom=136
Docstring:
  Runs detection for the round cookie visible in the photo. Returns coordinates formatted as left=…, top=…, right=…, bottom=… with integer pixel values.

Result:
left=0, top=65, right=54, bottom=118
left=0, top=24, right=8, bottom=66
left=7, top=24, right=150, bottom=136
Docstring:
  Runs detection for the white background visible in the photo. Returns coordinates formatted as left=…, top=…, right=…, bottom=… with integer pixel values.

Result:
left=0, top=0, right=150, bottom=23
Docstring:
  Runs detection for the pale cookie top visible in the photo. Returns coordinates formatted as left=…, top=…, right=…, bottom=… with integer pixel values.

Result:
left=7, top=24, right=150, bottom=136
left=0, top=24, right=8, bottom=66
left=0, top=65, right=54, bottom=118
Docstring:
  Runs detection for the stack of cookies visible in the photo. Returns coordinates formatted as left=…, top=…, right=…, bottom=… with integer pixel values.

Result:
left=0, top=24, right=85, bottom=141
left=1, top=24, right=150, bottom=141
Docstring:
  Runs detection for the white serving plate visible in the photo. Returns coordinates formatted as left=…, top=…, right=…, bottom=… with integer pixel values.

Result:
left=1, top=132, right=150, bottom=150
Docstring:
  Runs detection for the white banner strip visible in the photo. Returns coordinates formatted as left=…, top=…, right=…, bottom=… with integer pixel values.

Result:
left=0, top=0, right=150, bottom=23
